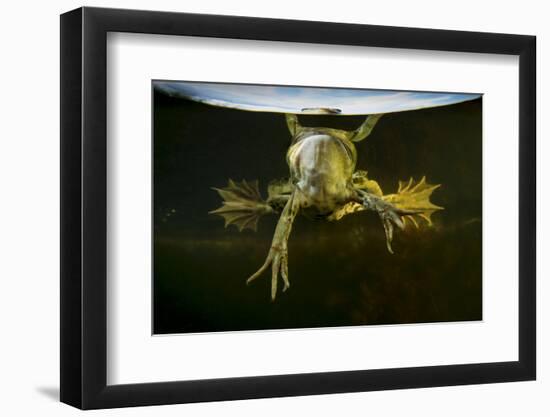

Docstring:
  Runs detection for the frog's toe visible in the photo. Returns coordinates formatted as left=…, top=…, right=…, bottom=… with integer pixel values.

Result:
left=270, top=259, right=279, bottom=301
left=270, top=249, right=289, bottom=300
left=281, top=253, right=290, bottom=292
left=246, top=246, right=289, bottom=301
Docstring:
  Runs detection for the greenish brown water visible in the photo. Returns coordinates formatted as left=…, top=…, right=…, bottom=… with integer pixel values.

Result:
left=153, top=89, right=482, bottom=334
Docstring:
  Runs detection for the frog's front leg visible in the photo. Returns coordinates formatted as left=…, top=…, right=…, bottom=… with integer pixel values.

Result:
left=356, top=189, right=407, bottom=254
left=247, top=189, right=301, bottom=300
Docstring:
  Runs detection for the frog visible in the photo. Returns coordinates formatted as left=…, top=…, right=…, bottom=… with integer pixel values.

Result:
left=211, top=113, right=443, bottom=300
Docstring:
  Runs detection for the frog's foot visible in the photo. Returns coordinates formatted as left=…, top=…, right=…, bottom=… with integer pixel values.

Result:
left=383, top=176, right=444, bottom=228
left=247, top=244, right=290, bottom=300
left=210, top=179, right=274, bottom=232
left=378, top=205, right=406, bottom=255
left=358, top=190, right=406, bottom=254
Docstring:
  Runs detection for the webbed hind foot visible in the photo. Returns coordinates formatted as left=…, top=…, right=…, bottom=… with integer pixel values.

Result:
left=383, top=176, right=444, bottom=227
left=210, top=179, right=273, bottom=232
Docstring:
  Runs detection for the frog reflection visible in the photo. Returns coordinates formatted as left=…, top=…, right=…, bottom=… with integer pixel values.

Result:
left=211, top=113, right=442, bottom=300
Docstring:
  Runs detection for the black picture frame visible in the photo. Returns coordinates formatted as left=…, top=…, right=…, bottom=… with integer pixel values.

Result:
left=60, top=6, right=536, bottom=410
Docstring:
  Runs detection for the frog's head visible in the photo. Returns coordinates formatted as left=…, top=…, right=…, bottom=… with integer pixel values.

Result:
left=300, top=107, right=342, bottom=115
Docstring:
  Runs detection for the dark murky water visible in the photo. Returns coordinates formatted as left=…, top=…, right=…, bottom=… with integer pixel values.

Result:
left=153, top=89, right=482, bottom=334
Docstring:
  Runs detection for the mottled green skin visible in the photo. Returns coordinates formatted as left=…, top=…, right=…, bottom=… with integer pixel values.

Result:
left=287, top=131, right=357, bottom=215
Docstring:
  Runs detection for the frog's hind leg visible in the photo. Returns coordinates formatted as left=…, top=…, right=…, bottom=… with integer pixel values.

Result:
left=247, top=190, right=301, bottom=300
left=210, top=179, right=275, bottom=232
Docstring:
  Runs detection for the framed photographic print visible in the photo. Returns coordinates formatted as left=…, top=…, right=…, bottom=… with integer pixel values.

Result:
left=60, top=6, right=536, bottom=409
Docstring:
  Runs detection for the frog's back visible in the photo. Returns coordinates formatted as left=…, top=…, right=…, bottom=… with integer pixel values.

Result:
left=287, top=132, right=356, bottom=214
